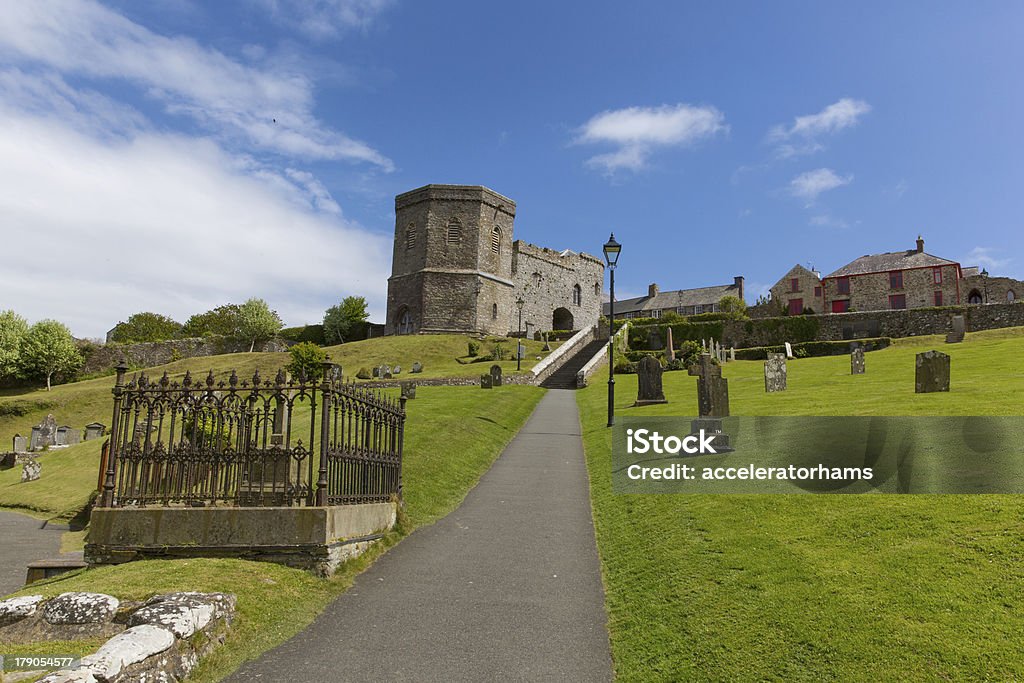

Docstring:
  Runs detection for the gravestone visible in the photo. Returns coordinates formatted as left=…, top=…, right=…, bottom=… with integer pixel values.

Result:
left=525, top=322, right=534, bottom=340
left=480, top=374, right=493, bottom=389
left=13, top=434, right=27, bottom=453
left=372, top=366, right=381, bottom=378
left=270, top=400, right=287, bottom=447
left=784, top=342, right=794, bottom=359
left=542, top=332, right=551, bottom=352
left=393, top=365, right=402, bottom=375
left=83, top=423, right=106, bottom=441
left=915, top=350, right=951, bottom=393
left=21, top=456, right=41, bottom=483
left=29, top=414, right=58, bottom=451
left=400, top=381, right=416, bottom=400
left=634, top=356, right=668, bottom=406
left=728, top=347, right=735, bottom=362
left=851, top=347, right=865, bottom=375
left=411, top=362, right=423, bottom=374
left=647, top=329, right=663, bottom=351
left=383, top=370, right=393, bottom=380
left=665, top=327, right=675, bottom=362
left=55, top=426, right=81, bottom=446
left=764, top=353, right=787, bottom=393
left=945, top=316, right=966, bottom=344
left=490, top=364, right=503, bottom=387
left=686, top=354, right=732, bottom=451
left=517, top=342, right=526, bottom=360
left=688, top=354, right=729, bottom=418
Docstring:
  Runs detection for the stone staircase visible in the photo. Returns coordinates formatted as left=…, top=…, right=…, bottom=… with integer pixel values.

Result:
left=540, top=339, right=608, bottom=389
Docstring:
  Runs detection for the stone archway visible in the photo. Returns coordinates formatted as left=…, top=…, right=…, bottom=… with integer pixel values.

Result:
left=396, top=307, right=414, bottom=335
left=967, top=289, right=983, bottom=305
left=553, top=307, right=574, bottom=331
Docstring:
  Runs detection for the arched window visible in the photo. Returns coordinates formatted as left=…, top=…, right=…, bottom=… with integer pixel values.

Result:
left=968, top=290, right=983, bottom=305
left=594, top=282, right=601, bottom=296
left=492, top=303, right=498, bottom=319
left=532, top=272, right=542, bottom=286
left=397, top=308, right=413, bottom=335
left=573, top=284, right=582, bottom=306
left=405, top=223, right=416, bottom=250
left=491, top=227, right=501, bottom=254
left=1009, top=290, right=1017, bottom=303
left=446, top=219, right=462, bottom=244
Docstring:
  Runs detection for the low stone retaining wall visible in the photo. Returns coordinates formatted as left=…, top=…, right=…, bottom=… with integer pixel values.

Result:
left=0, top=591, right=235, bottom=683
left=531, top=326, right=595, bottom=384
left=81, top=337, right=293, bottom=375
left=86, top=503, right=396, bottom=577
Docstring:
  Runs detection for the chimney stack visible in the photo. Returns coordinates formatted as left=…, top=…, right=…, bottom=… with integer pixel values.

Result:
left=734, top=276, right=745, bottom=302
left=648, top=283, right=659, bottom=298
left=916, top=235, right=924, bottom=253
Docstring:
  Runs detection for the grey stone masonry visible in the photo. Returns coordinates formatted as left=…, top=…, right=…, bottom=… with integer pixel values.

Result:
left=851, top=346, right=866, bottom=374
left=490, top=364, right=503, bottom=387
left=945, top=315, right=966, bottom=343
left=21, top=455, right=41, bottom=482
left=634, top=356, right=668, bottom=406
left=764, top=353, right=787, bottom=392
left=13, top=434, right=27, bottom=453
left=916, top=350, right=950, bottom=393
left=689, top=354, right=729, bottom=418
left=84, top=423, right=106, bottom=441
left=30, top=414, right=58, bottom=451
left=481, top=374, right=493, bottom=389
left=400, top=381, right=416, bottom=400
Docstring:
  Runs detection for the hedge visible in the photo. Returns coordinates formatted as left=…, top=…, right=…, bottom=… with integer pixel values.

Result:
left=733, top=337, right=891, bottom=361
left=279, top=324, right=326, bottom=345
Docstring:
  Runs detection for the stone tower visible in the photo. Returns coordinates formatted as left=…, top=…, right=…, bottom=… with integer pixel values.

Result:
left=385, top=185, right=516, bottom=335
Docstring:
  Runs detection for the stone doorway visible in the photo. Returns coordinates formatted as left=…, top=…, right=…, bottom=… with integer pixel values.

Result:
left=553, top=307, right=574, bottom=331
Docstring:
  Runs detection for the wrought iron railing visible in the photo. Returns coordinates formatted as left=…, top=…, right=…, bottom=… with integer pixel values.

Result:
left=97, top=360, right=405, bottom=508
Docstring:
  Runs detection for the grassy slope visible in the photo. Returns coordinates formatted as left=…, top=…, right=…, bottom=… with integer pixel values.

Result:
left=579, top=328, right=1024, bottom=681
left=5, top=384, right=545, bottom=682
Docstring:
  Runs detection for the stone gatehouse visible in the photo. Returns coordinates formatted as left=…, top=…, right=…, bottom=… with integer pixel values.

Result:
left=385, top=185, right=604, bottom=336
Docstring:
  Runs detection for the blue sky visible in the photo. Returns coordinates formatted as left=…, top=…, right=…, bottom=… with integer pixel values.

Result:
left=1, top=1, right=1021, bottom=337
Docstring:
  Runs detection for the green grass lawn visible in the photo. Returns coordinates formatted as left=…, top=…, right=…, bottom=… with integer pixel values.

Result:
left=579, top=328, right=1024, bottom=681
left=3, top=384, right=545, bottom=682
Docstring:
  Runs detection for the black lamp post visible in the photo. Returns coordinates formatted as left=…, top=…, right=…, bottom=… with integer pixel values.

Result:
left=604, top=233, right=621, bottom=428
left=981, top=268, right=989, bottom=304
left=516, top=296, right=525, bottom=372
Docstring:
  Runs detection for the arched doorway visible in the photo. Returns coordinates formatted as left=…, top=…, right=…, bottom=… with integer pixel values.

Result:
left=396, top=307, right=414, bottom=335
left=553, top=307, right=574, bottom=331
left=967, top=289, right=983, bottom=305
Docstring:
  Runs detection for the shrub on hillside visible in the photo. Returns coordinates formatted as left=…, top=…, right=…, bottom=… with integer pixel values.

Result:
left=286, top=342, right=327, bottom=381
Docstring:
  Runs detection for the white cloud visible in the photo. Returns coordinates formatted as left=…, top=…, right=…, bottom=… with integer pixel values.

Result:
left=0, top=100, right=390, bottom=339
left=768, top=98, right=871, bottom=158
left=575, top=103, right=727, bottom=173
left=0, top=0, right=392, bottom=168
left=789, top=168, right=852, bottom=203
left=809, top=213, right=849, bottom=229
left=256, top=0, right=394, bottom=39
left=963, top=247, right=1011, bottom=272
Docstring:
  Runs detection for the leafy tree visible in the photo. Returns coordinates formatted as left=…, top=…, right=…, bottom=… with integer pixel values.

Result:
left=237, top=298, right=283, bottom=352
left=182, top=304, right=242, bottom=338
left=718, top=295, right=748, bottom=319
left=108, top=312, right=183, bottom=344
left=322, top=296, right=369, bottom=345
left=19, top=320, right=83, bottom=391
left=286, top=342, right=327, bottom=381
left=0, top=310, right=29, bottom=380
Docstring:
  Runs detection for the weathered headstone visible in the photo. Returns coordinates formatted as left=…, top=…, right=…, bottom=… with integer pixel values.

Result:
left=686, top=354, right=732, bottom=451
left=480, top=374, right=493, bottom=389
left=542, top=332, right=551, bottom=353
left=410, top=362, right=423, bottom=374
left=764, top=353, right=787, bottom=393
left=490, top=364, right=503, bottom=387
left=13, top=434, right=27, bottom=453
left=29, top=414, right=58, bottom=451
left=915, top=350, right=951, bottom=393
left=270, top=400, right=287, bottom=447
left=784, top=342, right=794, bottom=359
left=372, top=366, right=381, bottom=378
left=400, top=381, right=416, bottom=400
left=55, top=426, right=81, bottom=446
left=728, top=347, right=735, bottom=362
left=851, top=347, right=865, bottom=375
left=634, top=356, right=668, bottom=406
left=517, top=342, right=526, bottom=360
left=665, top=327, right=675, bottom=362
left=945, top=315, right=966, bottom=344
left=383, top=370, right=394, bottom=380
left=21, top=456, right=41, bottom=483
left=83, top=423, right=106, bottom=441
left=688, top=354, right=729, bottom=418
left=393, top=365, right=402, bottom=375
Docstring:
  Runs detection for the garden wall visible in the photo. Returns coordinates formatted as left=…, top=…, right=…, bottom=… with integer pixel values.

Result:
left=80, top=337, right=293, bottom=375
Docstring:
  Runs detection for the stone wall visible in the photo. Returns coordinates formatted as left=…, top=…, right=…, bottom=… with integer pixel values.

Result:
left=824, top=264, right=960, bottom=312
left=770, top=265, right=822, bottom=315
left=512, top=241, right=604, bottom=335
left=962, top=273, right=1024, bottom=305
left=81, top=337, right=291, bottom=375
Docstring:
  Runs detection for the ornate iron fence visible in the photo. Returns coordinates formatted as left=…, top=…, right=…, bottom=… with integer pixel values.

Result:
left=97, top=360, right=405, bottom=508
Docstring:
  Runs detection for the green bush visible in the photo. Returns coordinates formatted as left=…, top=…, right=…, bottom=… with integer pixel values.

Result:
left=491, top=341, right=508, bottom=361
left=356, top=367, right=371, bottom=380
left=279, top=324, right=326, bottom=345
left=0, top=399, right=58, bottom=417
left=733, top=337, right=891, bottom=360
left=286, top=342, right=327, bottom=381
left=467, top=340, right=480, bottom=357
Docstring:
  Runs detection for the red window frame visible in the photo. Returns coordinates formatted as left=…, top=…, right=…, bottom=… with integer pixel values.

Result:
left=934, top=291, right=943, bottom=306
left=933, top=267, right=943, bottom=284
left=836, top=277, right=850, bottom=295
left=889, top=271, right=904, bottom=290
left=889, top=294, right=907, bottom=310
left=790, top=278, right=800, bottom=292
left=814, top=286, right=822, bottom=297
left=788, top=298, right=803, bottom=316
left=832, top=300, right=850, bottom=313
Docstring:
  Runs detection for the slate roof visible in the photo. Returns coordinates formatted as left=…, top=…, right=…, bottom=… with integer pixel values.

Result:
left=602, top=283, right=740, bottom=316
left=825, top=250, right=959, bottom=278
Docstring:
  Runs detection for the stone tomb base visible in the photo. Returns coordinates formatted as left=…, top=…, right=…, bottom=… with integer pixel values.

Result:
left=86, top=503, right=396, bottom=577
left=684, top=418, right=734, bottom=454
